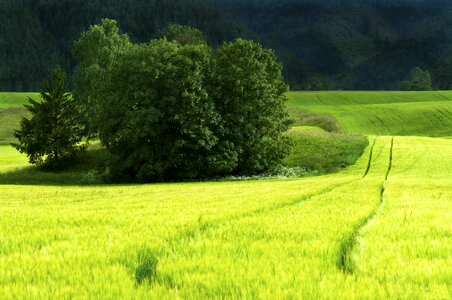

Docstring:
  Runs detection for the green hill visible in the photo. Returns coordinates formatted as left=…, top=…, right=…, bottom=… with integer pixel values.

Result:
left=287, top=91, right=452, bottom=137
left=0, top=93, right=36, bottom=145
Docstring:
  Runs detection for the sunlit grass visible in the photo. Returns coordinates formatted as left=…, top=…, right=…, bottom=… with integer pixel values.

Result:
left=0, top=92, right=451, bottom=298
left=287, top=91, right=452, bottom=136
left=0, top=92, right=38, bottom=109
left=1, top=136, right=450, bottom=298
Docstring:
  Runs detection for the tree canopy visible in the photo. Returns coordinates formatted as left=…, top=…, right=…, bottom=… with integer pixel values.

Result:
left=74, top=20, right=293, bottom=182
left=212, top=39, right=293, bottom=174
left=400, top=67, right=432, bottom=91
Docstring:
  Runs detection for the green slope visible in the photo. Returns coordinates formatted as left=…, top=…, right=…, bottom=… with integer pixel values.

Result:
left=0, top=93, right=37, bottom=144
left=287, top=91, right=452, bottom=137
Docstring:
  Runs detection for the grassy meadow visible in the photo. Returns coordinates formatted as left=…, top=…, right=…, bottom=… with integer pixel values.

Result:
left=0, top=91, right=451, bottom=299
left=0, top=93, right=37, bottom=145
left=287, top=91, right=452, bottom=137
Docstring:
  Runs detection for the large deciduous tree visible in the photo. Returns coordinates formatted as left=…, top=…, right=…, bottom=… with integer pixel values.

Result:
left=98, top=40, right=232, bottom=181
left=12, top=66, right=85, bottom=166
left=212, top=39, right=293, bottom=174
left=72, top=19, right=131, bottom=137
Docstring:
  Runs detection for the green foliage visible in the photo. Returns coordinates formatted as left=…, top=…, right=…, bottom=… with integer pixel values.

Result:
left=98, top=39, right=225, bottom=181
left=212, top=39, right=293, bottom=174
left=160, top=24, right=208, bottom=46
left=400, top=67, right=432, bottom=91
left=73, top=19, right=132, bottom=136
left=2, top=1, right=452, bottom=91
left=11, top=67, right=85, bottom=166
left=74, top=21, right=292, bottom=181
left=433, top=57, right=452, bottom=90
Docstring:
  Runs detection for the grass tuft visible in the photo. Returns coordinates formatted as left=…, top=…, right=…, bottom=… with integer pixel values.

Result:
left=135, top=247, right=159, bottom=285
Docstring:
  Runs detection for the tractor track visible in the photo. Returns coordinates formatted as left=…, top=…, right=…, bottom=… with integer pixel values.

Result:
left=163, top=177, right=358, bottom=250
left=161, top=137, right=379, bottom=252
left=338, top=137, right=394, bottom=274
left=363, top=137, right=377, bottom=178
left=135, top=139, right=382, bottom=282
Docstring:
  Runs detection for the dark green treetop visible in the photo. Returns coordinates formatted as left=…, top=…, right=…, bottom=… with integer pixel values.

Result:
left=98, top=40, right=226, bottom=181
left=212, top=39, right=294, bottom=174
left=400, top=67, right=432, bottom=91
left=160, top=24, right=208, bottom=46
left=73, top=20, right=293, bottom=182
left=73, top=19, right=132, bottom=137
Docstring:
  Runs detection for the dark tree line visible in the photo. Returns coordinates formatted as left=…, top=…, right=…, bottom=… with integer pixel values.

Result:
left=0, top=0, right=246, bottom=91
left=1, top=0, right=452, bottom=91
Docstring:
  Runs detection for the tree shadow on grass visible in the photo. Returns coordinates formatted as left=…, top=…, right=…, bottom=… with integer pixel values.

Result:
left=0, top=149, right=107, bottom=186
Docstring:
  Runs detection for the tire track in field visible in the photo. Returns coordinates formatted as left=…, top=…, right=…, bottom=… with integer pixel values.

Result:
left=163, top=178, right=358, bottom=250
left=362, top=137, right=377, bottom=178
left=434, top=107, right=452, bottom=121
left=162, top=137, right=377, bottom=251
left=150, top=138, right=377, bottom=288
left=145, top=177, right=360, bottom=289
left=316, top=96, right=326, bottom=105
left=125, top=140, right=376, bottom=286
left=338, top=137, right=394, bottom=274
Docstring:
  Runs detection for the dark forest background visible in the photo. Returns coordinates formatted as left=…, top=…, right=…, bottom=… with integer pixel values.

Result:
left=1, top=0, right=452, bottom=91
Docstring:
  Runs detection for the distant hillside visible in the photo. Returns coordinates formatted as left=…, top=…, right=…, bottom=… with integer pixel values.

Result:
left=1, top=0, right=451, bottom=91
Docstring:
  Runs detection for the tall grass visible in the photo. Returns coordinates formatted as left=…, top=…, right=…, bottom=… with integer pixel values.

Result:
left=0, top=92, right=451, bottom=298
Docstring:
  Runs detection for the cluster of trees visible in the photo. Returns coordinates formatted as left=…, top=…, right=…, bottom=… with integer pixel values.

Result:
left=13, top=20, right=293, bottom=182
left=400, top=67, right=432, bottom=91
left=1, top=0, right=452, bottom=91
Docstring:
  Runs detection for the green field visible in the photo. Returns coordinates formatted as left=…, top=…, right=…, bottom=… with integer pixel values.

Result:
left=0, top=92, right=451, bottom=299
left=0, top=93, right=37, bottom=145
left=287, top=91, right=452, bottom=137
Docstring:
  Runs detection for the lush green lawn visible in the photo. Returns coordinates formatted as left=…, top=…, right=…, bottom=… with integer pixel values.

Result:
left=0, top=91, right=451, bottom=298
left=287, top=91, right=452, bottom=136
